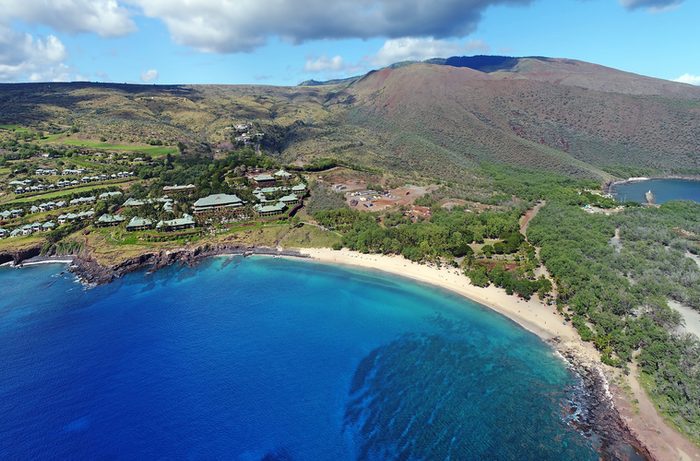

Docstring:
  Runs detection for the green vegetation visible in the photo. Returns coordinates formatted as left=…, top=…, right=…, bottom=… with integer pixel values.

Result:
left=4, top=183, right=129, bottom=205
left=43, top=136, right=178, bottom=157
left=528, top=199, right=700, bottom=439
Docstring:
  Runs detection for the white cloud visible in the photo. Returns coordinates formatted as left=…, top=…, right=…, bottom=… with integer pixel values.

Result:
left=127, top=0, right=528, bottom=53
left=140, top=69, right=159, bottom=82
left=4, top=0, right=135, bottom=37
left=0, top=26, right=78, bottom=82
left=674, top=74, right=700, bottom=86
left=304, top=56, right=346, bottom=73
left=372, top=37, right=490, bottom=66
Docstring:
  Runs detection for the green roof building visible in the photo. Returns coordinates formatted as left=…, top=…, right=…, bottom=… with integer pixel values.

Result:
left=96, top=214, right=125, bottom=227
left=254, top=202, right=287, bottom=217
left=193, top=194, right=244, bottom=214
left=126, top=216, right=154, bottom=231
left=156, top=214, right=196, bottom=231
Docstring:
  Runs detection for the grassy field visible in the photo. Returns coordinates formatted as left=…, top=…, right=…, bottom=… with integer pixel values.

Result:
left=0, top=235, right=44, bottom=251
left=42, top=134, right=178, bottom=157
left=3, top=181, right=132, bottom=205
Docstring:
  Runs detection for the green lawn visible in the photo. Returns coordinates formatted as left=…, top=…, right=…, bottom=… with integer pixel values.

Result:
left=0, top=124, right=33, bottom=135
left=0, top=168, right=10, bottom=175
left=42, top=135, right=178, bottom=157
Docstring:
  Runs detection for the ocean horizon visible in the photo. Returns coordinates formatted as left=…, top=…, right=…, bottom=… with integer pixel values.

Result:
left=1, top=256, right=606, bottom=459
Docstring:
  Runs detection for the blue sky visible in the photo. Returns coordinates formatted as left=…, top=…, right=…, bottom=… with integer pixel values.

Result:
left=1, top=0, right=698, bottom=86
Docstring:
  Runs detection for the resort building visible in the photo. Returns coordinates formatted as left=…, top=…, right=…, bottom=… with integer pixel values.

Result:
left=279, top=194, right=300, bottom=206
left=163, top=184, right=196, bottom=194
left=122, top=198, right=146, bottom=207
left=156, top=214, right=196, bottom=232
left=254, top=202, right=287, bottom=217
left=96, top=214, right=125, bottom=227
left=274, top=169, right=292, bottom=180
left=252, top=174, right=276, bottom=186
left=126, top=217, right=154, bottom=232
left=70, top=196, right=96, bottom=206
left=291, top=183, right=307, bottom=195
left=99, top=191, right=123, bottom=200
left=193, top=194, right=244, bottom=214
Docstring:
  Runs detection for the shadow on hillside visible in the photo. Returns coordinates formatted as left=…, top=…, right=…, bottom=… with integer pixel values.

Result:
left=0, top=82, right=197, bottom=125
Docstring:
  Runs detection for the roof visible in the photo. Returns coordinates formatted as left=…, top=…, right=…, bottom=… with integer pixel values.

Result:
left=193, top=193, right=243, bottom=208
left=279, top=194, right=299, bottom=202
left=122, top=198, right=146, bottom=207
left=99, top=191, right=123, bottom=199
left=291, top=183, right=307, bottom=191
left=97, top=214, right=125, bottom=224
left=163, top=184, right=196, bottom=191
left=157, top=213, right=195, bottom=228
left=274, top=169, right=292, bottom=177
left=254, top=202, right=286, bottom=213
left=127, top=216, right=153, bottom=228
left=253, top=174, right=275, bottom=182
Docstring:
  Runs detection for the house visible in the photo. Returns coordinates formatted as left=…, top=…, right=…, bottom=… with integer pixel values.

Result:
left=253, top=174, right=276, bottom=186
left=122, top=198, right=146, bottom=207
left=193, top=194, right=244, bottom=214
left=163, top=184, right=196, bottom=194
left=254, top=202, right=287, bottom=217
left=70, top=196, right=96, bottom=206
left=0, top=228, right=7, bottom=238
left=126, top=216, right=154, bottom=231
left=279, top=194, right=300, bottom=206
left=96, top=214, right=125, bottom=227
left=291, top=183, right=307, bottom=195
left=274, top=169, right=292, bottom=180
left=156, top=214, right=195, bottom=231
left=42, top=221, right=56, bottom=231
left=98, top=191, right=123, bottom=200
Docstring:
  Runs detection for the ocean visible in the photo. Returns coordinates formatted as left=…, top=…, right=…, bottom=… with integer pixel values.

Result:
left=612, top=178, right=700, bottom=204
left=0, top=256, right=603, bottom=460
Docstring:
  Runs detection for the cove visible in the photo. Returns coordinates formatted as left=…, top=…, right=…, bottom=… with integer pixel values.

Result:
left=612, top=178, right=700, bottom=204
left=0, top=256, right=607, bottom=459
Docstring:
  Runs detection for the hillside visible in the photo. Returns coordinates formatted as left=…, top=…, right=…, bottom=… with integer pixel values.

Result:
left=1, top=56, right=699, bottom=185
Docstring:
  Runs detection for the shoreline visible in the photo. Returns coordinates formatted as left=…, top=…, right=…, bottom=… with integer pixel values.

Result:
left=605, top=175, right=700, bottom=194
left=3, top=244, right=695, bottom=459
left=296, top=248, right=700, bottom=461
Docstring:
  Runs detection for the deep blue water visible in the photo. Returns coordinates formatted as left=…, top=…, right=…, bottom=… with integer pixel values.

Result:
left=0, top=257, right=602, bottom=460
left=612, top=178, right=700, bottom=204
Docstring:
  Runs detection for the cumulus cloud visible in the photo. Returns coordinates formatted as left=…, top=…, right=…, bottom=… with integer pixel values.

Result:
left=619, top=0, right=683, bottom=11
left=128, top=0, right=530, bottom=53
left=4, top=0, right=135, bottom=37
left=0, top=26, right=77, bottom=82
left=140, top=69, right=159, bottom=82
left=372, top=37, right=489, bottom=66
left=304, top=55, right=346, bottom=73
left=674, top=74, right=700, bottom=86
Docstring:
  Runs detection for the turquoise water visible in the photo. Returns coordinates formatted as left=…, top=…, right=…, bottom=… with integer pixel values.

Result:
left=0, top=257, right=603, bottom=459
left=612, top=178, right=700, bottom=204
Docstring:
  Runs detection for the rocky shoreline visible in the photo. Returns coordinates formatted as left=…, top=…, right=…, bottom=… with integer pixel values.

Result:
left=554, top=341, right=653, bottom=460
left=68, top=244, right=310, bottom=285
left=1, top=244, right=653, bottom=460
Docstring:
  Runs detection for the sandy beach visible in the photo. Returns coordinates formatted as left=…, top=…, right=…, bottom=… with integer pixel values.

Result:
left=299, top=247, right=700, bottom=461
left=301, top=247, right=581, bottom=343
